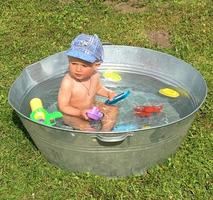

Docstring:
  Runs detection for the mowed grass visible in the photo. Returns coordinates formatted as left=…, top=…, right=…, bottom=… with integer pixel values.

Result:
left=0, top=0, right=212, bottom=199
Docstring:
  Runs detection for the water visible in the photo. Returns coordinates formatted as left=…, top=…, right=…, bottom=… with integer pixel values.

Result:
left=21, top=71, right=195, bottom=131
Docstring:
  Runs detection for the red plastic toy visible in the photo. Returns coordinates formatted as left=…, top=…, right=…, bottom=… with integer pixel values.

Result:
left=134, top=105, right=163, bottom=117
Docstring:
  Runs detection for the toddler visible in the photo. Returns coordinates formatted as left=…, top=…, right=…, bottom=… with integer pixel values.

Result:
left=58, top=34, right=118, bottom=131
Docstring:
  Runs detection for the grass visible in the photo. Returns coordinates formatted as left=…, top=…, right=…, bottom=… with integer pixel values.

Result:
left=0, top=0, right=212, bottom=199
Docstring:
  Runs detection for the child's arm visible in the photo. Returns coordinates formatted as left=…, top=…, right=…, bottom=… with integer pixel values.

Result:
left=96, top=85, right=116, bottom=100
left=58, top=76, right=88, bottom=120
left=96, top=75, right=116, bottom=100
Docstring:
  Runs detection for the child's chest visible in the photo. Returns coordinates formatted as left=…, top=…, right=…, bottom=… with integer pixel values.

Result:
left=72, top=78, right=98, bottom=99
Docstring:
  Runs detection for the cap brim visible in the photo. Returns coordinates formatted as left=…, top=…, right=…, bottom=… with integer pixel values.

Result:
left=66, top=49, right=96, bottom=63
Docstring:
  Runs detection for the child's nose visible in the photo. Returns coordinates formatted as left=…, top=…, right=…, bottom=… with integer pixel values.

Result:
left=76, top=65, right=82, bottom=72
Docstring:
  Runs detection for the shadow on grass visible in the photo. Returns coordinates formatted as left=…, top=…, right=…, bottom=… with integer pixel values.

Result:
left=12, top=110, right=38, bottom=150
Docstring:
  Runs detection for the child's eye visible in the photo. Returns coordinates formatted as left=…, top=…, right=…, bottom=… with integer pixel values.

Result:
left=71, top=62, right=77, bottom=66
left=71, top=62, right=91, bottom=68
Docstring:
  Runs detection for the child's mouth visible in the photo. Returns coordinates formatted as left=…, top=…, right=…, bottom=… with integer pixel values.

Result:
left=75, top=73, right=82, bottom=77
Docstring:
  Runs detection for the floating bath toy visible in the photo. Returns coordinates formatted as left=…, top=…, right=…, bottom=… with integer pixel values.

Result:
left=105, top=90, right=130, bottom=105
left=134, top=105, right=163, bottom=117
left=159, top=88, right=180, bottom=98
left=30, top=98, right=63, bottom=126
left=142, top=124, right=151, bottom=129
left=113, top=124, right=138, bottom=132
left=86, top=106, right=104, bottom=121
left=103, top=71, right=122, bottom=82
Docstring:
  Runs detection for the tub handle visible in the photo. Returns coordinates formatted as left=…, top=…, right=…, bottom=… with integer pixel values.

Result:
left=95, top=133, right=133, bottom=143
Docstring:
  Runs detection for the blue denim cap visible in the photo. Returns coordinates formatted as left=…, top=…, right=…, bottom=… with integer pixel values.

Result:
left=66, top=34, right=104, bottom=63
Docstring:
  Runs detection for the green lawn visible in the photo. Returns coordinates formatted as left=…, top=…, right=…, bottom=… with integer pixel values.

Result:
left=0, top=0, right=212, bottom=199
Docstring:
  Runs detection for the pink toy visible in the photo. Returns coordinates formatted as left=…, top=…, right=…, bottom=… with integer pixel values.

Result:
left=134, top=105, right=163, bottom=117
left=86, top=106, right=104, bottom=121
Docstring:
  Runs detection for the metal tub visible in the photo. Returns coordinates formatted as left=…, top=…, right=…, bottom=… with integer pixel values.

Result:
left=8, top=45, right=207, bottom=177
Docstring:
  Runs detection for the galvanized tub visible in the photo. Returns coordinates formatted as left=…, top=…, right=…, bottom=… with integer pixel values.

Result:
left=8, top=45, right=207, bottom=177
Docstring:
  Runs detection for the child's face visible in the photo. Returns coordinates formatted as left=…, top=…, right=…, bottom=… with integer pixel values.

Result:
left=68, top=57, right=99, bottom=81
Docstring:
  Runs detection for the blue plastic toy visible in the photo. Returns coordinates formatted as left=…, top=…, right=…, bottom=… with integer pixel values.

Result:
left=113, top=124, right=138, bottom=132
left=105, top=90, right=130, bottom=105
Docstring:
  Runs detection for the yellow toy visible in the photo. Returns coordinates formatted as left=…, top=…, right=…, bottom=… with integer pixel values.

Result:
left=103, top=71, right=122, bottom=82
left=30, top=98, right=62, bottom=126
left=30, top=98, right=45, bottom=121
left=159, top=88, right=180, bottom=98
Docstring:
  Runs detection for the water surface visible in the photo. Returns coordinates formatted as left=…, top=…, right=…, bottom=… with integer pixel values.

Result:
left=21, top=71, right=195, bottom=131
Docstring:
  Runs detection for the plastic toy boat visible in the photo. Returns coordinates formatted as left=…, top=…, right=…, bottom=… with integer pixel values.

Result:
left=134, top=105, right=163, bottom=117
left=86, top=106, right=104, bottom=121
left=159, top=88, right=180, bottom=98
left=113, top=124, right=138, bottom=131
left=103, top=71, right=122, bottom=82
left=105, top=90, right=130, bottom=105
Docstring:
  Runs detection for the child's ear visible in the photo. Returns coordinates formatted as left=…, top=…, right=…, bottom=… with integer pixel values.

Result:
left=94, top=62, right=101, bottom=69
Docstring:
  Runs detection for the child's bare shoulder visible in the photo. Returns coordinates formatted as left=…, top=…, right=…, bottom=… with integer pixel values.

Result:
left=61, top=74, right=73, bottom=87
left=92, top=71, right=100, bottom=80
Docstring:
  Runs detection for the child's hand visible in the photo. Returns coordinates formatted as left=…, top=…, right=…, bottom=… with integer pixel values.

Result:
left=108, top=91, right=117, bottom=100
left=80, top=109, right=89, bottom=120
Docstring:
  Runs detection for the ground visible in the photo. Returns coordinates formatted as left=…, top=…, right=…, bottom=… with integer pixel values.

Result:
left=104, top=0, right=171, bottom=48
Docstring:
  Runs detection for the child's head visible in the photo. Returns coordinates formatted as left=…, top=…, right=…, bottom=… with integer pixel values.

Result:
left=68, top=57, right=99, bottom=81
left=66, top=34, right=104, bottom=64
